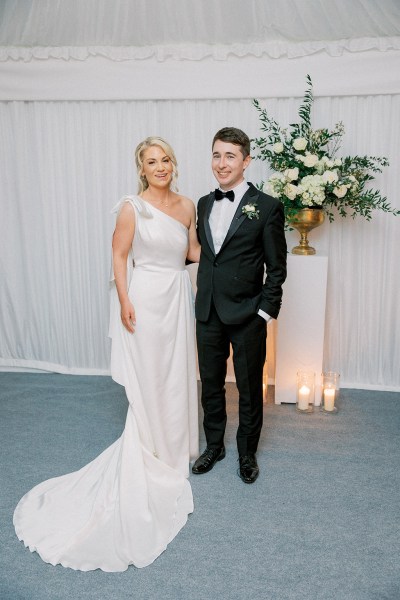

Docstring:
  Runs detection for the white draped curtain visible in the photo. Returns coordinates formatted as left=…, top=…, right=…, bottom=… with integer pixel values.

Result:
left=1, top=0, right=400, bottom=59
left=0, top=0, right=399, bottom=390
left=1, top=95, right=399, bottom=388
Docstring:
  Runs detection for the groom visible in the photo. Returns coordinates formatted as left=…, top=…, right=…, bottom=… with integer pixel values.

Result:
left=193, top=127, right=287, bottom=483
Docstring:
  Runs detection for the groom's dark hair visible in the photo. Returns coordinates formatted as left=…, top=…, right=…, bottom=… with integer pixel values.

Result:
left=212, top=127, right=250, bottom=159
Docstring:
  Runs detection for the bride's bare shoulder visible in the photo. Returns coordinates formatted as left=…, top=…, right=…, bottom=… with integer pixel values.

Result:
left=174, top=194, right=195, bottom=210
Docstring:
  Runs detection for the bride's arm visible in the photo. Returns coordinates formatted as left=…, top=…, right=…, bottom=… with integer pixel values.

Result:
left=186, top=200, right=201, bottom=263
left=112, top=203, right=136, bottom=333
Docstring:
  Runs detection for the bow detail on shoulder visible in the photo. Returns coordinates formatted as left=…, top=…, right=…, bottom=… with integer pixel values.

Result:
left=110, top=195, right=153, bottom=219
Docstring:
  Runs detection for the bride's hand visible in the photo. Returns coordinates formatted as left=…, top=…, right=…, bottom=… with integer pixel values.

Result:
left=120, top=300, right=136, bottom=333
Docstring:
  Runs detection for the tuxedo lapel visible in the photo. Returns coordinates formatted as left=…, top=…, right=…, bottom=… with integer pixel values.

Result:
left=203, top=192, right=216, bottom=255
left=218, top=185, right=259, bottom=254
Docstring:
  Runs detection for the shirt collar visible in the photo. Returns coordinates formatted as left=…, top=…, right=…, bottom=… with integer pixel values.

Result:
left=218, top=180, right=249, bottom=200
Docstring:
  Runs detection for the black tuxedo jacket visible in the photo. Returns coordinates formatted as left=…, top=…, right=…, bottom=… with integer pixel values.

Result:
left=195, top=182, right=287, bottom=324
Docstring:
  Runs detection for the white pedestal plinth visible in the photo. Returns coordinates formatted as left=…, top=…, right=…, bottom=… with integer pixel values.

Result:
left=275, top=255, right=328, bottom=405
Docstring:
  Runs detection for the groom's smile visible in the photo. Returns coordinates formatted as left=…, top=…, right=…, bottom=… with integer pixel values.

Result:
left=212, top=140, right=251, bottom=191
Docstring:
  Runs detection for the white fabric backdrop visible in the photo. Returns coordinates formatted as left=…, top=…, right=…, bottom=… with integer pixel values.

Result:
left=0, top=0, right=399, bottom=389
left=1, top=50, right=400, bottom=101
left=0, top=95, right=399, bottom=389
left=1, top=0, right=399, bottom=60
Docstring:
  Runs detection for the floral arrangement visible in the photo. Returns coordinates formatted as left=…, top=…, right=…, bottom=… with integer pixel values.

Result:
left=252, top=75, right=399, bottom=226
left=242, top=202, right=259, bottom=220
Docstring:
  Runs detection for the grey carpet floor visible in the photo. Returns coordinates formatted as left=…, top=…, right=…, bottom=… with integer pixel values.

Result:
left=0, top=373, right=399, bottom=600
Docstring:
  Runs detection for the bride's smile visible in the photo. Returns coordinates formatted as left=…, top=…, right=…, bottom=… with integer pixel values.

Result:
left=140, top=146, right=173, bottom=189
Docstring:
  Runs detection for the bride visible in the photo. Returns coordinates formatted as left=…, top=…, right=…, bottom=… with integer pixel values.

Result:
left=14, top=137, right=200, bottom=571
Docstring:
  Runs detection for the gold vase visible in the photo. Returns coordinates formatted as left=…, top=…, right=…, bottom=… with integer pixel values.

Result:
left=289, top=208, right=325, bottom=255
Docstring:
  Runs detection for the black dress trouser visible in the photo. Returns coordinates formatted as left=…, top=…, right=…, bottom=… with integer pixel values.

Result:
left=196, top=301, right=267, bottom=456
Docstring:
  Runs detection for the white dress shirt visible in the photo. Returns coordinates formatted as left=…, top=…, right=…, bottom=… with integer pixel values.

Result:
left=209, top=180, right=272, bottom=323
left=209, top=180, right=249, bottom=253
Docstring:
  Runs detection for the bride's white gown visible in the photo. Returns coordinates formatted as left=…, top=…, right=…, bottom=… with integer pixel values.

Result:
left=13, top=196, right=199, bottom=571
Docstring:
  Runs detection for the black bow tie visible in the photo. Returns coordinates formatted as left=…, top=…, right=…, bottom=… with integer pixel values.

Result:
left=214, top=189, right=235, bottom=202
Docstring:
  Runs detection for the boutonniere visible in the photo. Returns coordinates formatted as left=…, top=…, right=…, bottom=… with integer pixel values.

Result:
left=242, top=203, right=260, bottom=220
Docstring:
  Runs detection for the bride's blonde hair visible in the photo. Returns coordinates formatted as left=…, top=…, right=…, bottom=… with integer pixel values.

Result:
left=135, top=137, right=178, bottom=194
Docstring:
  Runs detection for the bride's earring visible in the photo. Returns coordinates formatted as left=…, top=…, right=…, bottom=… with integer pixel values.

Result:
left=140, top=172, right=147, bottom=189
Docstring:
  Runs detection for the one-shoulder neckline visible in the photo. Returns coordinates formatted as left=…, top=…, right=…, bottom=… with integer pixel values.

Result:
left=139, top=196, right=189, bottom=232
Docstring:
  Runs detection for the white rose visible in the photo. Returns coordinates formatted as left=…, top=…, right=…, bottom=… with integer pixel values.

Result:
left=303, top=153, right=319, bottom=168
left=273, top=142, right=284, bottom=154
left=284, top=167, right=299, bottom=181
left=245, top=204, right=255, bottom=212
left=293, top=137, right=307, bottom=151
left=284, top=183, right=299, bottom=200
left=325, top=159, right=334, bottom=168
left=322, top=170, right=339, bottom=184
left=333, top=185, right=348, bottom=198
left=334, top=158, right=342, bottom=166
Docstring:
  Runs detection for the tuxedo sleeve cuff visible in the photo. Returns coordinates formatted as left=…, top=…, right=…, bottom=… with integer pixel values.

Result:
left=258, top=309, right=272, bottom=323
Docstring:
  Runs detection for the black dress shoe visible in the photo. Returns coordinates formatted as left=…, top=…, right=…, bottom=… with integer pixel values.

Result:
left=238, top=454, right=259, bottom=484
left=192, top=446, right=226, bottom=474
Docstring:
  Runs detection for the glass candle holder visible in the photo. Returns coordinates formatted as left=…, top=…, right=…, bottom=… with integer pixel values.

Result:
left=321, top=371, right=340, bottom=414
left=296, top=371, right=315, bottom=413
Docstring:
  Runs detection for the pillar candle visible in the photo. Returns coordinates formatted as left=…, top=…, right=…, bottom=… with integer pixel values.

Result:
left=298, top=385, right=310, bottom=410
left=323, top=388, right=335, bottom=411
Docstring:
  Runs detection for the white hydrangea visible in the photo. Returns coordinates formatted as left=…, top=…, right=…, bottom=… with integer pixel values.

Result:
left=298, top=175, right=325, bottom=206
left=264, top=173, right=285, bottom=198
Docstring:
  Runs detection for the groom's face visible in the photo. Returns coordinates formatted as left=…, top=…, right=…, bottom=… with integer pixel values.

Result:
left=212, top=140, right=251, bottom=191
